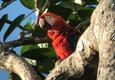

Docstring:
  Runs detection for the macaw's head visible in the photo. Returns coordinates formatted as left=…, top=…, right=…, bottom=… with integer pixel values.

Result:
left=38, top=12, right=68, bottom=31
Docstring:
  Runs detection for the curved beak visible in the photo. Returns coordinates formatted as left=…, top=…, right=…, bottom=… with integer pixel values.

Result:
left=39, top=18, right=45, bottom=28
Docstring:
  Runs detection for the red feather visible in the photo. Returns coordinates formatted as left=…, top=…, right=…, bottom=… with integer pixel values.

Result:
left=39, top=12, right=77, bottom=60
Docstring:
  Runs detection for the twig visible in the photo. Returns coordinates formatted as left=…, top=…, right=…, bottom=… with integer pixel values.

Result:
left=42, top=0, right=49, bottom=11
left=24, top=10, right=36, bottom=20
left=2, top=36, right=51, bottom=49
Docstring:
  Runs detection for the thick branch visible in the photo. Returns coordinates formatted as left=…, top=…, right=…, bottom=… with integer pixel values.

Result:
left=91, top=0, right=115, bottom=80
left=0, top=47, right=41, bottom=80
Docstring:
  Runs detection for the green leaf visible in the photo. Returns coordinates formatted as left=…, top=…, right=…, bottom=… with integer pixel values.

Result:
left=0, top=14, right=8, bottom=31
left=69, top=11, right=81, bottom=27
left=3, top=14, right=25, bottom=41
left=48, top=5, right=72, bottom=20
left=24, top=22, right=32, bottom=30
left=21, top=45, right=57, bottom=60
left=2, top=0, right=12, bottom=2
left=60, top=0, right=81, bottom=9
left=49, top=0, right=62, bottom=4
left=19, top=0, right=36, bottom=9
left=78, top=7, right=94, bottom=20
left=21, top=45, right=38, bottom=55
left=37, top=58, right=56, bottom=73
left=76, top=19, right=90, bottom=30
left=38, top=0, right=46, bottom=10
left=32, top=65, right=46, bottom=79
left=20, top=39, right=56, bottom=73
left=1, top=2, right=10, bottom=9
left=32, top=27, right=47, bottom=38
left=8, top=73, right=21, bottom=80
left=74, top=0, right=84, bottom=5
left=83, top=0, right=98, bottom=5
left=38, top=0, right=62, bottom=11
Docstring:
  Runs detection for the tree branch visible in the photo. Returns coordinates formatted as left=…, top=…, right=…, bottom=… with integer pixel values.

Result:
left=0, top=46, right=42, bottom=80
left=2, top=36, right=51, bottom=49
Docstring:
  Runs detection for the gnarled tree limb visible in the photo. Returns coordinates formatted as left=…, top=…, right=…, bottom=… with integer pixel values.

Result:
left=0, top=46, right=42, bottom=80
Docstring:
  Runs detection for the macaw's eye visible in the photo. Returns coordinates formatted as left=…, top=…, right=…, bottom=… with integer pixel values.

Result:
left=48, top=16, right=52, bottom=19
left=44, top=16, right=55, bottom=26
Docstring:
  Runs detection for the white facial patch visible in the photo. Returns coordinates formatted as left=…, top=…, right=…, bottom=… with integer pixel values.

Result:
left=44, top=16, right=55, bottom=26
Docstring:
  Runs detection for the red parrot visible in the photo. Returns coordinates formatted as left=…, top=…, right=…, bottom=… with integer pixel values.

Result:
left=38, top=12, right=77, bottom=60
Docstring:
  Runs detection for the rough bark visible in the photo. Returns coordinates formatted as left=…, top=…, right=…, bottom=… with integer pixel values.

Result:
left=0, top=47, right=41, bottom=80
left=92, top=0, right=115, bottom=80
left=45, top=0, right=115, bottom=80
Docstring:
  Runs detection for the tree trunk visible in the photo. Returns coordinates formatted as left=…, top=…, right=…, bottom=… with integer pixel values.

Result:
left=45, top=0, right=115, bottom=80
